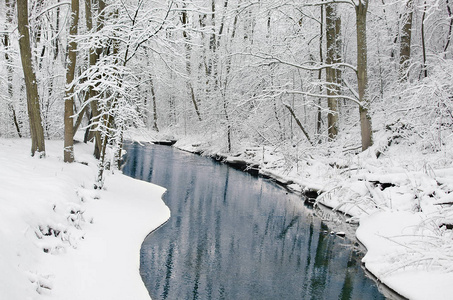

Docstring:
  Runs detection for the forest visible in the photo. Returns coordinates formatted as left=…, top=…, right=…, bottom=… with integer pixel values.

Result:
left=2, top=0, right=451, bottom=172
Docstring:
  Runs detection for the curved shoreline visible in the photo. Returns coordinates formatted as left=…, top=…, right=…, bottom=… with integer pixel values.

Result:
left=143, top=140, right=408, bottom=300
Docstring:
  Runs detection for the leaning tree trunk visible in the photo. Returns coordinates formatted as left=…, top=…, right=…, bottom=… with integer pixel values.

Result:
left=444, top=0, right=453, bottom=54
left=421, top=0, right=428, bottom=78
left=17, top=0, right=46, bottom=157
left=64, top=0, right=80, bottom=162
left=283, top=102, right=313, bottom=146
left=356, top=1, right=373, bottom=151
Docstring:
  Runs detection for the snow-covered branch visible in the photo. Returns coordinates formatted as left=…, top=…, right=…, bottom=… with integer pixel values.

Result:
left=303, top=0, right=355, bottom=7
left=343, top=78, right=360, bottom=100
left=251, top=53, right=357, bottom=73
left=282, top=90, right=363, bottom=107
left=33, top=1, right=71, bottom=20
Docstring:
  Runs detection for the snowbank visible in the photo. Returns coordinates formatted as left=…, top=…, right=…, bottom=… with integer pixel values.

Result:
left=357, top=211, right=453, bottom=300
left=0, top=138, right=170, bottom=300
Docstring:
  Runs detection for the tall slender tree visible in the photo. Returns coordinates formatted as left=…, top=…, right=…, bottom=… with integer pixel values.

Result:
left=421, top=0, right=428, bottom=78
left=325, top=3, right=342, bottom=139
left=17, top=0, right=46, bottom=156
left=84, top=0, right=105, bottom=159
left=356, top=0, right=373, bottom=151
left=399, top=0, right=413, bottom=80
left=4, top=0, right=22, bottom=138
left=181, top=5, right=202, bottom=121
left=64, top=0, right=80, bottom=162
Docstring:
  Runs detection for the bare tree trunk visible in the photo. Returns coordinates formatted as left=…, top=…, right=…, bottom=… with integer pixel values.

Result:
left=181, top=8, right=202, bottom=121
left=421, top=1, right=428, bottom=78
left=444, top=0, right=453, bottom=54
left=399, top=0, right=413, bottom=80
left=95, top=114, right=113, bottom=189
left=4, top=0, right=22, bottom=138
left=283, top=103, right=313, bottom=146
left=17, top=0, right=46, bottom=157
left=317, top=5, right=324, bottom=137
left=72, top=106, right=87, bottom=135
left=207, top=0, right=219, bottom=92
left=64, top=0, right=80, bottom=163
left=83, top=0, right=104, bottom=158
left=218, top=0, right=236, bottom=152
left=334, top=9, right=342, bottom=89
left=221, top=90, right=232, bottom=152
left=94, top=0, right=106, bottom=159
left=356, top=1, right=373, bottom=151
left=169, top=72, right=177, bottom=125
left=150, top=78, right=159, bottom=132
left=54, top=0, right=61, bottom=60
left=326, top=3, right=341, bottom=139
left=210, top=0, right=216, bottom=52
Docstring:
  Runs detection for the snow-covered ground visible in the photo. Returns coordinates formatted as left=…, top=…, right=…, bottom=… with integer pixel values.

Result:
left=167, top=128, right=453, bottom=300
left=0, top=137, right=170, bottom=300
left=3, top=125, right=453, bottom=299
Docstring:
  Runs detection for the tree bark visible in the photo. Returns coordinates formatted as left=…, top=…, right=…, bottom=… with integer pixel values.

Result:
left=64, top=0, right=80, bottom=162
left=326, top=3, right=341, bottom=140
left=218, top=0, right=237, bottom=152
left=17, top=0, right=46, bottom=156
left=84, top=0, right=104, bottom=158
left=5, top=0, right=22, bottom=138
left=283, top=103, right=313, bottom=146
left=421, top=1, right=428, bottom=78
left=355, top=1, right=373, bottom=151
left=399, top=0, right=413, bottom=80
left=150, top=78, right=159, bottom=132
left=181, top=8, right=202, bottom=121
left=444, top=0, right=453, bottom=54
left=317, top=5, right=324, bottom=137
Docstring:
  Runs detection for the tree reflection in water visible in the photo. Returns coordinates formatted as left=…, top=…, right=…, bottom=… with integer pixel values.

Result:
left=122, top=142, right=387, bottom=300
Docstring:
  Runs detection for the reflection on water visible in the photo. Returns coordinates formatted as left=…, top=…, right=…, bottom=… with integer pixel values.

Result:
left=121, top=142, right=386, bottom=300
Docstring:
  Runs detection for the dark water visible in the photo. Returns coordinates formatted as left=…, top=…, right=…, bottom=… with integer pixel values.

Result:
left=121, top=142, right=387, bottom=300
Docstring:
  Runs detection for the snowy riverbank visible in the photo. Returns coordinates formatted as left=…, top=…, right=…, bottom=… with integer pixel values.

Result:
left=160, top=128, right=453, bottom=300
left=3, top=128, right=453, bottom=300
left=0, top=138, right=170, bottom=299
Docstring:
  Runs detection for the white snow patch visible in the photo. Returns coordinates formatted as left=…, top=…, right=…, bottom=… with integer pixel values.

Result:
left=0, top=138, right=169, bottom=299
left=357, top=211, right=453, bottom=300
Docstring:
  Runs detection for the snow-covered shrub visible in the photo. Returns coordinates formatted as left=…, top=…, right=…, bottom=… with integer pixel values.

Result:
left=73, top=55, right=144, bottom=187
left=381, top=210, right=453, bottom=275
left=387, top=60, right=453, bottom=153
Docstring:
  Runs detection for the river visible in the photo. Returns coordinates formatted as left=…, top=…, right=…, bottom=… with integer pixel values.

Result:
left=121, top=142, right=389, bottom=300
